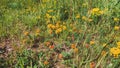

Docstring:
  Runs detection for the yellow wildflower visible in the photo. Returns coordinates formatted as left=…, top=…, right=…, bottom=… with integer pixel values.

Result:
left=55, top=30, right=59, bottom=34
left=82, top=16, right=87, bottom=20
left=110, top=47, right=120, bottom=58
left=114, top=26, right=119, bottom=30
left=47, top=10, right=53, bottom=13
left=88, top=19, right=93, bottom=22
left=76, top=14, right=80, bottom=19
left=91, top=8, right=104, bottom=15
left=92, top=8, right=100, bottom=12
left=51, top=25, right=56, bottom=29
left=117, top=42, right=120, bottom=46
left=114, top=18, right=119, bottom=22
left=58, top=28, right=62, bottom=32
left=98, top=10, right=104, bottom=15
left=117, top=46, right=120, bottom=49
left=47, top=24, right=52, bottom=28
left=90, top=41, right=95, bottom=45
left=35, top=28, right=40, bottom=36
left=46, top=13, right=52, bottom=19
left=55, top=23, right=60, bottom=28
left=63, top=26, right=67, bottom=30
left=103, top=43, right=107, bottom=47
left=55, top=28, right=62, bottom=34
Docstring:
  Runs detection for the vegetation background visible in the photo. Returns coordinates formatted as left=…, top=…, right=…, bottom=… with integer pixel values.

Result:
left=0, top=0, right=120, bottom=68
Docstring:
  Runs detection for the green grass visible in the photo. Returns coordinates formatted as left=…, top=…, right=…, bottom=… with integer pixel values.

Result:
left=0, top=0, right=120, bottom=68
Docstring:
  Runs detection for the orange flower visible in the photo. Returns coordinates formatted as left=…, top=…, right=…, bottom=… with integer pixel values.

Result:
left=44, top=61, right=49, bottom=65
left=85, top=44, right=89, bottom=48
left=90, top=62, right=95, bottom=68
left=74, top=48, right=78, bottom=53
left=101, top=51, right=106, bottom=56
left=36, top=28, right=40, bottom=33
left=45, top=42, right=50, bottom=46
left=49, top=45, right=54, bottom=49
left=48, top=29, right=53, bottom=34
left=58, top=54, right=63, bottom=59
left=24, top=31, right=29, bottom=36
left=71, top=44, right=76, bottom=49
left=22, top=39, right=27, bottom=44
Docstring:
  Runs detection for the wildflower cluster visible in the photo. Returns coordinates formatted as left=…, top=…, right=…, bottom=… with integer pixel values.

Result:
left=110, top=42, right=120, bottom=58
left=47, top=21, right=67, bottom=34
left=71, top=44, right=78, bottom=53
left=45, top=41, right=54, bottom=49
left=114, top=17, right=120, bottom=22
left=90, top=8, right=104, bottom=16
left=82, top=16, right=93, bottom=22
left=45, top=9, right=56, bottom=20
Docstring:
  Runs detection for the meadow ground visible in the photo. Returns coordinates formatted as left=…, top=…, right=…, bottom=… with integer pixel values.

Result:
left=0, top=0, right=120, bottom=68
